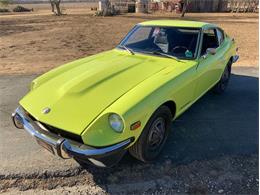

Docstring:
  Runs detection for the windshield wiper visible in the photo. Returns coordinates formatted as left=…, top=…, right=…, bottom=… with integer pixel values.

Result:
left=152, top=51, right=180, bottom=61
left=119, top=45, right=135, bottom=55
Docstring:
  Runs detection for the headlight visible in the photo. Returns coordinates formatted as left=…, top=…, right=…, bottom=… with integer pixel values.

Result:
left=108, top=113, right=124, bottom=133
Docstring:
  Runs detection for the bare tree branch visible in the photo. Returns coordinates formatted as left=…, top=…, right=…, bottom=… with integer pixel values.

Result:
left=180, top=0, right=188, bottom=17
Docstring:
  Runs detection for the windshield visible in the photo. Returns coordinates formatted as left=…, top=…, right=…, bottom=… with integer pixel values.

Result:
left=118, top=25, right=201, bottom=59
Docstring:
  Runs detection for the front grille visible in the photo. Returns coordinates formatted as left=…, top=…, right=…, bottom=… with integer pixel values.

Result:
left=22, top=109, right=84, bottom=144
left=42, top=123, right=84, bottom=144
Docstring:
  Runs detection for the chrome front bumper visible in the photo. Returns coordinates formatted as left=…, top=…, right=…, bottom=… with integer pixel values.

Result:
left=12, top=106, right=133, bottom=167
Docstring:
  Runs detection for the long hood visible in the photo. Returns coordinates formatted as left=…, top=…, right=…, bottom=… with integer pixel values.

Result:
left=20, top=49, right=170, bottom=135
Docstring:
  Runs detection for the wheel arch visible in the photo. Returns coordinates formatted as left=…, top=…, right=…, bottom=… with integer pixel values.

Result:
left=229, top=56, right=233, bottom=63
left=160, top=100, right=176, bottom=119
left=227, top=57, right=233, bottom=72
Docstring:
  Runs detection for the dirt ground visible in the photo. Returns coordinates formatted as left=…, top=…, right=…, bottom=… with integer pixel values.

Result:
left=0, top=3, right=259, bottom=75
left=0, top=155, right=258, bottom=194
left=0, top=3, right=258, bottom=194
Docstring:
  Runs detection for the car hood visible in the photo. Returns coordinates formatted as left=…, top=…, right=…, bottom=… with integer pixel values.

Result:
left=20, top=49, right=175, bottom=135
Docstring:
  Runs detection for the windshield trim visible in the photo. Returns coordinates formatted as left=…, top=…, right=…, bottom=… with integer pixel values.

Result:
left=117, top=25, right=202, bottom=60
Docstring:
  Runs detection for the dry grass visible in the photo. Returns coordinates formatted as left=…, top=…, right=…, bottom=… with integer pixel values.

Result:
left=0, top=3, right=258, bottom=74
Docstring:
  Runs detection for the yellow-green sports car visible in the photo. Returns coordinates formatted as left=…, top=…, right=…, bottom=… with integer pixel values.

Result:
left=12, top=20, right=239, bottom=167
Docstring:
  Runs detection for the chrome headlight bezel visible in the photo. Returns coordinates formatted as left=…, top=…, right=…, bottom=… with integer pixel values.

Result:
left=108, top=113, right=124, bottom=133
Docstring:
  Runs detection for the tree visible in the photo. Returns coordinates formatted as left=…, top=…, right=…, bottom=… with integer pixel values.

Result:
left=49, top=0, right=62, bottom=16
left=180, top=0, right=188, bottom=17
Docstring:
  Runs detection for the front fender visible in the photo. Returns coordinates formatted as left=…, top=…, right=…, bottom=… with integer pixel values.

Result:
left=80, top=95, right=172, bottom=148
left=81, top=67, right=180, bottom=147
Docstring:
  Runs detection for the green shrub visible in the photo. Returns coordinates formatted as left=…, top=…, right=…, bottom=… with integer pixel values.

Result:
left=0, top=8, right=9, bottom=12
left=13, top=5, right=32, bottom=12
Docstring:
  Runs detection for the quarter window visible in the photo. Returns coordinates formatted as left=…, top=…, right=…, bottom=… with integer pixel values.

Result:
left=216, top=28, right=224, bottom=45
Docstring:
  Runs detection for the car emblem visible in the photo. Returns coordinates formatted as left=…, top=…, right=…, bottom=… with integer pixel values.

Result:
left=42, top=107, right=51, bottom=114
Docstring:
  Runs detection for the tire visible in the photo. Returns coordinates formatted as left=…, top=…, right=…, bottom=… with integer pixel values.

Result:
left=129, top=105, right=172, bottom=162
left=213, top=61, right=232, bottom=94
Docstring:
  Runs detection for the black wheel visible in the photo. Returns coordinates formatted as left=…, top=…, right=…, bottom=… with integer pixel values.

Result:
left=213, top=62, right=232, bottom=94
left=129, top=105, right=172, bottom=162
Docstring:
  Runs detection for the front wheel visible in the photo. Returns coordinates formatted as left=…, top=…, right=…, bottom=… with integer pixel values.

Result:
left=129, top=105, right=172, bottom=162
left=213, top=62, right=232, bottom=94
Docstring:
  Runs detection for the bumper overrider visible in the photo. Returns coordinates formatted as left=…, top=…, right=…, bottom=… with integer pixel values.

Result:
left=12, top=106, right=134, bottom=167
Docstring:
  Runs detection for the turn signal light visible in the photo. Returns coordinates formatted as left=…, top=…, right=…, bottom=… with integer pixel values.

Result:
left=130, top=121, right=141, bottom=130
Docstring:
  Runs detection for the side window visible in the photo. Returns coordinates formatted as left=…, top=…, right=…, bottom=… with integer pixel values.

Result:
left=216, top=28, right=224, bottom=45
left=200, top=29, right=219, bottom=56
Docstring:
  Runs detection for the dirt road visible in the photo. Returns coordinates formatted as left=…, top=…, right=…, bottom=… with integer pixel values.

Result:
left=0, top=5, right=259, bottom=74
left=0, top=67, right=258, bottom=194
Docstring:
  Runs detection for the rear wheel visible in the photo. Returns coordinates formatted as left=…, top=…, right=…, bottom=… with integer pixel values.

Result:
left=213, top=61, right=232, bottom=94
left=129, top=105, right=172, bottom=162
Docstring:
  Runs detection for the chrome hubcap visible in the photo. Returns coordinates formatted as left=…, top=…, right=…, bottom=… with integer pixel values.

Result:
left=148, top=117, right=166, bottom=150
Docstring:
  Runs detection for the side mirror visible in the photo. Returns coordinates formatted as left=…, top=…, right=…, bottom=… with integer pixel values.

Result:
left=206, top=48, right=217, bottom=55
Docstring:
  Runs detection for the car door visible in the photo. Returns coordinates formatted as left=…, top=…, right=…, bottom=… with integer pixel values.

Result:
left=194, top=27, right=226, bottom=99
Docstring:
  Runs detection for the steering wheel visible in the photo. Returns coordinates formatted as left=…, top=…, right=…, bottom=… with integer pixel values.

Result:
left=172, top=46, right=188, bottom=53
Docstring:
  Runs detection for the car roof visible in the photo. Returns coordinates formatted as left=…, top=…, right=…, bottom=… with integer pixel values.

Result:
left=139, top=20, right=215, bottom=28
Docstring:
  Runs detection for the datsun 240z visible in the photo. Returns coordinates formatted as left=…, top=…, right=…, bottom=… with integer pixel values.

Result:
left=12, top=20, right=239, bottom=167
